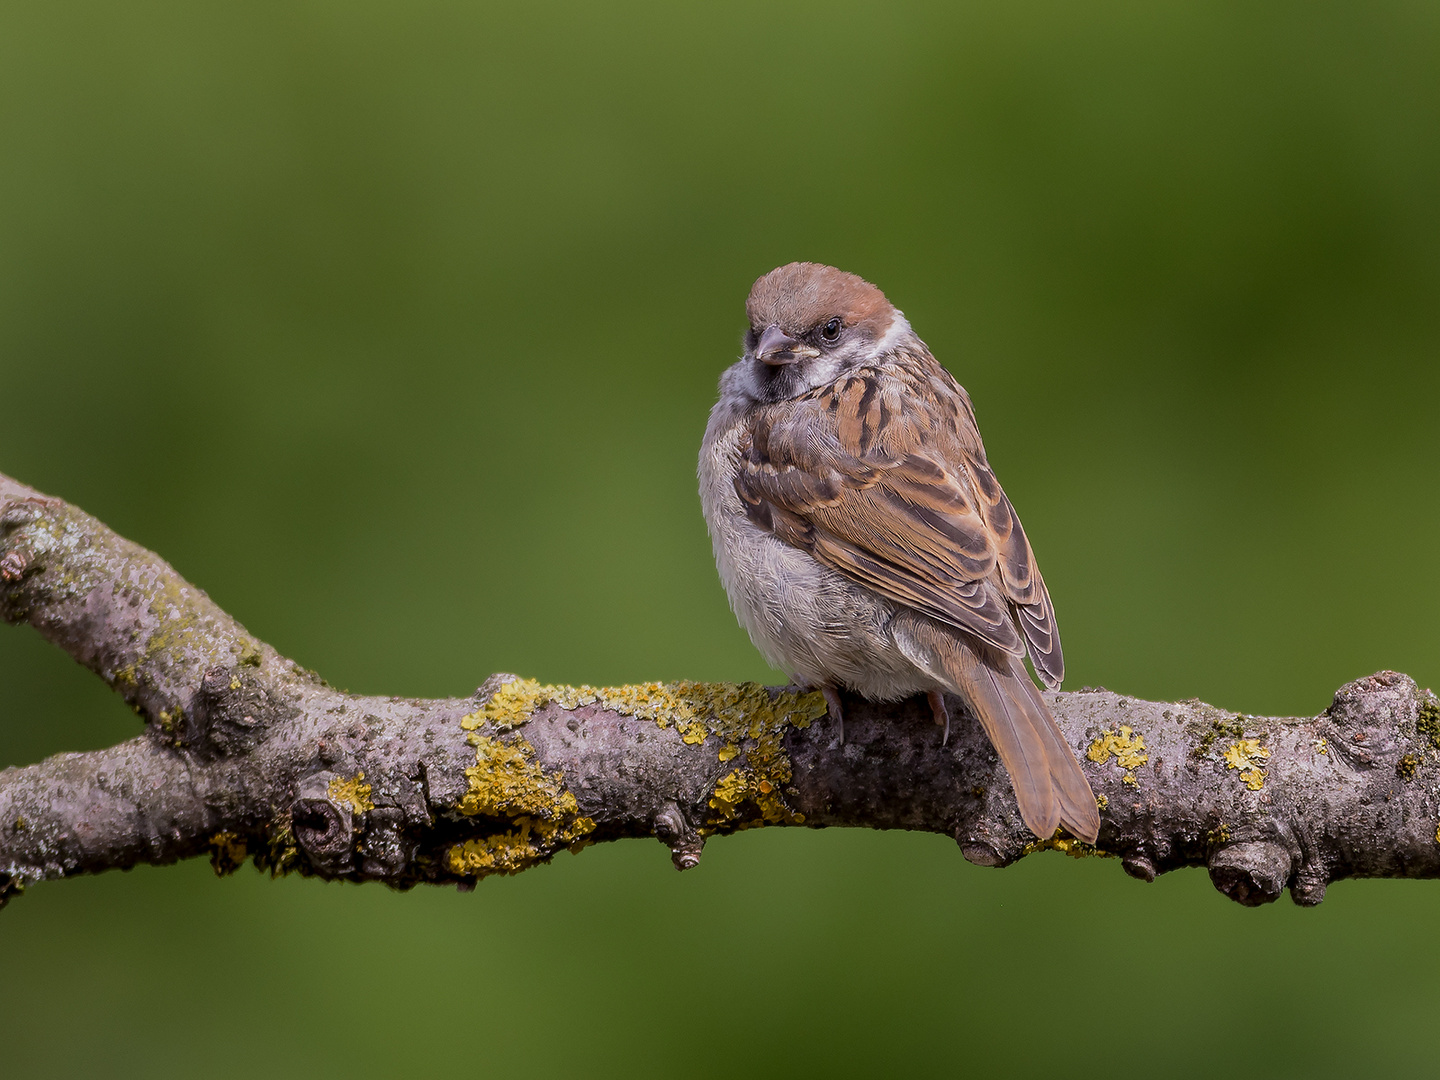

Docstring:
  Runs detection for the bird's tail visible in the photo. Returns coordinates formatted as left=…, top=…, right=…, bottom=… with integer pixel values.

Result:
left=893, top=615, right=1100, bottom=844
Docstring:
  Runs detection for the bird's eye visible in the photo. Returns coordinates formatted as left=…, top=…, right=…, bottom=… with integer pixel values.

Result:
left=820, top=317, right=843, bottom=343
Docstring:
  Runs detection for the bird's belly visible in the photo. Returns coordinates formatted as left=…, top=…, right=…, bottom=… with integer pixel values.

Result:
left=699, top=420, right=928, bottom=701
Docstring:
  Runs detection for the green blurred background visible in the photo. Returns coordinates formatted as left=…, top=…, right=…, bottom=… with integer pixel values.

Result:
left=2, top=1, right=1438, bottom=1075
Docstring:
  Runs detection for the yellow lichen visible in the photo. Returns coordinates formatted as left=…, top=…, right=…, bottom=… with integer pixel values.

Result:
left=447, top=833, right=526, bottom=875
left=1095, top=794, right=1109, bottom=809
left=1195, top=714, right=1247, bottom=757
left=328, top=772, right=375, bottom=814
left=453, top=678, right=830, bottom=868
left=450, top=733, right=596, bottom=878
left=709, top=769, right=750, bottom=815
left=1418, top=693, right=1440, bottom=751
left=1313, top=737, right=1329, bottom=755
left=460, top=678, right=825, bottom=747
left=208, top=831, right=248, bottom=876
left=445, top=818, right=589, bottom=877
left=1023, top=832, right=1113, bottom=859
left=706, top=746, right=806, bottom=827
left=459, top=679, right=827, bottom=836
left=140, top=577, right=208, bottom=670
left=154, top=705, right=186, bottom=747
left=460, top=678, right=552, bottom=732
left=262, top=815, right=299, bottom=878
left=1121, top=771, right=1139, bottom=788
left=1208, top=823, right=1232, bottom=846
left=461, top=736, right=571, bottom=815
left=1087, top=725, right=1149, bottom=770
left=1223, top=739, right=1270, bottom=791
left=695, top=684, right=825, bottom=829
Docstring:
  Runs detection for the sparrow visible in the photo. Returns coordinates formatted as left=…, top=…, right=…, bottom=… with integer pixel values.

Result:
left=698, top=262, right=1100, bottom=844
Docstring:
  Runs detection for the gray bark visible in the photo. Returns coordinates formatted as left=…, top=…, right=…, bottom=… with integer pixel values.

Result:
left=2, top=470, right=1436, bottom=909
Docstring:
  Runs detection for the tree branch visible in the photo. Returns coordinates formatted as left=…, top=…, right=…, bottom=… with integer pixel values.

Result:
left=2, top=470, right=1437, bottom=910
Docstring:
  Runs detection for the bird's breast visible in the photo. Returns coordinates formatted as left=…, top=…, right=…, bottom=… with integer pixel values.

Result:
left=699, top=403, right=928, bottom=700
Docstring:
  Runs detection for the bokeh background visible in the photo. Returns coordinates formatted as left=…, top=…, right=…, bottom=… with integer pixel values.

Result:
left=2, top=2, right=1438, bottom=1076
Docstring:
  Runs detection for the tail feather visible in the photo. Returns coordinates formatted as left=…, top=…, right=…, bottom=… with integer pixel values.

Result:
left=962, top=656, right=1060, bottom=840
left=1013, top=671, right=1101, bottom=843
left=892, top=613, right=1100, bottom=844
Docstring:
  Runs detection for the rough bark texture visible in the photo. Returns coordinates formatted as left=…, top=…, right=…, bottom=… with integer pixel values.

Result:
left=2, top=470, right=1438, bottom=910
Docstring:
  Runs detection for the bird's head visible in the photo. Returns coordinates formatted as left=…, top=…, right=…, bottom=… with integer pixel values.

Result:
left=737, top=262, right=913, bottom=403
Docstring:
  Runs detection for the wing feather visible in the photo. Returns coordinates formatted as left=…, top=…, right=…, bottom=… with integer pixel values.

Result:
left=735, top=349, right=1063, bottom=681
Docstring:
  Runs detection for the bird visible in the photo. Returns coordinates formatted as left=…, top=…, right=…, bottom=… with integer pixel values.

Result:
left=698, top=261, right=1100, bottom=844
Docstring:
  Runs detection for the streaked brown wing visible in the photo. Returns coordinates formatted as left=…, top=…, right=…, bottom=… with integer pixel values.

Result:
left=735, top=353, right=1063, bottom=683
left=964, top=455, right=1063, bottom=687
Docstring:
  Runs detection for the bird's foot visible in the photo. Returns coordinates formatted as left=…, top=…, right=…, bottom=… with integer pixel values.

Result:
left=928, top=690, right=951, bottom=746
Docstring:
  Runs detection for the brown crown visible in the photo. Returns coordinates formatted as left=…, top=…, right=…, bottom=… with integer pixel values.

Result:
left=746, top=262, right=894, bottom=336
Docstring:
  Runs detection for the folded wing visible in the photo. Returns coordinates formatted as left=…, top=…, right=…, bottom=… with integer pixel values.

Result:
left=733, top=353, right=1063, bottom=686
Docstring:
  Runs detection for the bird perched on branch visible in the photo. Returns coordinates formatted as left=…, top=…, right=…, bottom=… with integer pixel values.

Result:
left=699, top=262, right=1100, bottom=844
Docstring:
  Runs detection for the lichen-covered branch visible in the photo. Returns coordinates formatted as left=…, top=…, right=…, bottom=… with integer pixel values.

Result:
left=2, top=470, right=1438, bottom=910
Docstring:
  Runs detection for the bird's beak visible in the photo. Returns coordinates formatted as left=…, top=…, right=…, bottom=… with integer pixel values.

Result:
left=754, top=324, right=818, bottom=366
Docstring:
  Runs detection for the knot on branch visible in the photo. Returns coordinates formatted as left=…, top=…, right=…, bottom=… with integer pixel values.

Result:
left=190, top=664, right=278, bottom=755
left=292, top=771, right=365, bottom=876
left=653, top=802, right=704, bottom=870
left=1122, top=852, right=1158, bottom=883
left=269, top=764, right=427, bottom=883
left=956, top=820, right=1025, bottom=868
left=0, top=549, right=25, bottom=584
left=0, top=496, right=46, bottom=538
left=1208, top=839, right=1292, bottom=906
left=0, top=497, right=49, bottom=618
left=357, top=807, right=415, bottom=882
left=1291, top=861, right=1329, bottom=907
left=1323, top=670, right=1420, bottom=769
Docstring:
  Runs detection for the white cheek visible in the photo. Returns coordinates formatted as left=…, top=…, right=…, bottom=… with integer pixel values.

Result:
left=811, top=340, right=875, bottom=382
left=805, top=355, right=846, bottom=387
left=872, top=310, right=912, bottom=356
